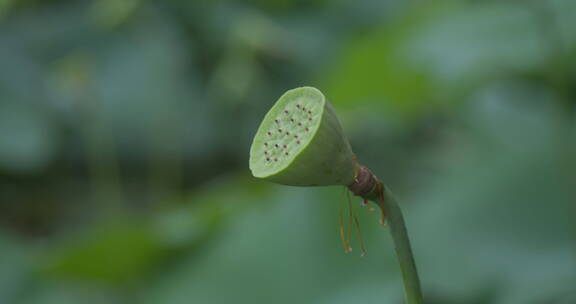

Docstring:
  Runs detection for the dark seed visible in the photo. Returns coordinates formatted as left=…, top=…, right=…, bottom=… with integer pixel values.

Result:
left=290, top=118, right=294, bottom=122
left=308, top=118, right=312, bottom=121
left=266, top=157, right=270, bottom=161
left=278, top=129, right=282, bottom=133
left=296, top=140, right=301, bottom=144
left=298, top=122, right=302, bottom=126
left=264, top=142, right=268, bottom=146
left=274, top=158, right=278, bottom=162
left=307, top=110, right=312, bottom=114
left=296, top=104, right=300, bottom=109
left=267, top=131, right=272, bottom=135
left=305, top=127, right=309, bottom=131
left=285, top=131, right=290, bottom=135
left=284, top=110, right=289, bottom=114
left=294, top=135, right=298, bottom=138
left=264, top=151, right=268, bottom=155
left=283, top=144, right=287, bottom=148
left=284, top=152, right=289, bottom=156
left=275, top=144, right=279, bottom=148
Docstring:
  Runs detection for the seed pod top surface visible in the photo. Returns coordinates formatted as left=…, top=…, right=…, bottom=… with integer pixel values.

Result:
left=249, top=87, right=355, bottom=186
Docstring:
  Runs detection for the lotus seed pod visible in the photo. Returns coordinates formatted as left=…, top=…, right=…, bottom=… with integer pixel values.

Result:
left=249, top=87, right=356, bottom=186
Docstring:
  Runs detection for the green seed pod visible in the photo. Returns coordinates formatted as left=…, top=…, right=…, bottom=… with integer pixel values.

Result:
left=249, top=87, right=356, bottom=186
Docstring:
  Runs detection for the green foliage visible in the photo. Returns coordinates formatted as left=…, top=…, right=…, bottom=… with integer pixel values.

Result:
left=323, top=2, right=446, bottom=117
left=0, top=0, right=575, bottom=303
left=44, top=221, right=166, bottom=283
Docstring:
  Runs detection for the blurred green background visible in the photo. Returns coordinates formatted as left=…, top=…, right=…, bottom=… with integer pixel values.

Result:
left=1, top=0, right=576, bottom=303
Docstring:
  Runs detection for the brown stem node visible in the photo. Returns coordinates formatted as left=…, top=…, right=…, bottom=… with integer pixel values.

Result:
left=347, top=165, right=378, bottom=199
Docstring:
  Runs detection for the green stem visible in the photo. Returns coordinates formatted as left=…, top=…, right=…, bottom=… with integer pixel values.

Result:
left=348, top=165, right=423, bottom=303
left=379, top=184, right=423, bottom=304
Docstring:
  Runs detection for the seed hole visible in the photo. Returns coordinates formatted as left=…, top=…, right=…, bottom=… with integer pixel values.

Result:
left=284, top=152, right=289, bottom=156
left=308, top=117, right=312, bottom=121
left=267, top=131, right=272, bottom=136
left=274, top=158, right=278, bottom=162
left=266, top=157, right=270, bottom=161
left=283, top=144, right=287, bottom=149
left=296, top=140, right=301, bottom=144
left=305, top=127, right=309, bottom=131
left=264, top=151, right=268, bottom=155
left=264, top=142, right=268, bottom=146
left=285, top=131, right=290, bottom=135
left=294, top=135, right=298, bottom=138
left=307, top=110, right=312, bottom=114
left=296, top=104, right=300, bottom=109
left=290, top=118, right=294, bottom=122
left=297, top=122, right=302, bottom=126
left=274, top=144, right=279, bottom=148
left=278, top=129, right=282, bottom=133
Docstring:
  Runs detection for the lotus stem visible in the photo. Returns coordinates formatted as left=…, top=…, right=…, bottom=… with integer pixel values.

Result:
left=348, top=165, right=423, bottom=304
